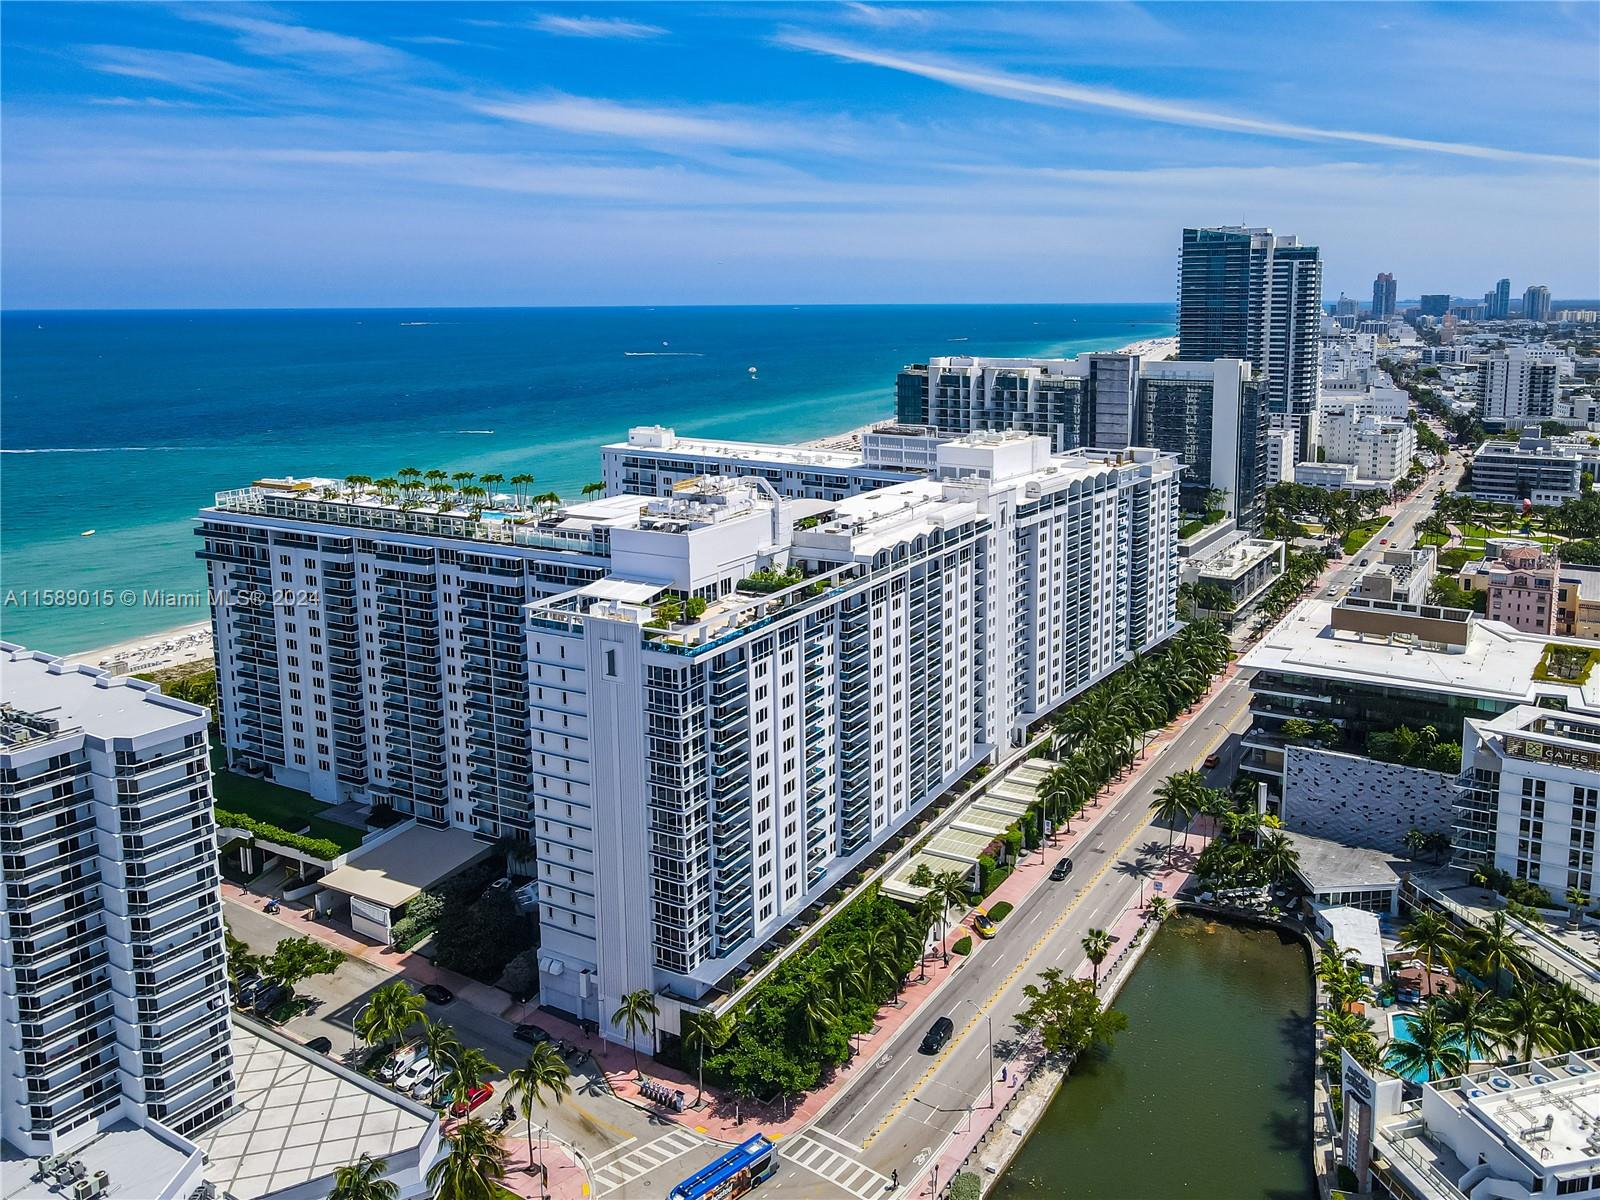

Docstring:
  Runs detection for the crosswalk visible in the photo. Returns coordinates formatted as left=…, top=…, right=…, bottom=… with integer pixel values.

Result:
left=781, top=1132, right=893, bottom=1199
left=592, top=1129, right=706, bottom=1195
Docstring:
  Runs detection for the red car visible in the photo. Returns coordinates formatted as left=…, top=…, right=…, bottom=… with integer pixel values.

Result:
left=451, top=1083, right=493, bottom=1117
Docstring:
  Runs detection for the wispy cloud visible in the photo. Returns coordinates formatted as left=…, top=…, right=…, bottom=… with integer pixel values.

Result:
left=395, top=35, right=468, bottom=47
left=473, top=92, right=785, bottom=149
left=780, top=33, right=1598, bottom=167
left=839, top=3, right=931, bottom=29
left=529, top=14, right=667, bottom=39
left=177, top=8, right=414, bottom=72
left=80, top=45, right=284, bottom=96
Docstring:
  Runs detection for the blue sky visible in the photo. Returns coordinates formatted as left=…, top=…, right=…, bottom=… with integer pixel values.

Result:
left=3, top=1, right=1597, bottom=308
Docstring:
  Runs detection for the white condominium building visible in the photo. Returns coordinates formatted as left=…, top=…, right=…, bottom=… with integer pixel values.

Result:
left=1314, top=406, right=1417, bottom=488
left=1460, top=706, right=1600, bottom=901
left=1, top=647, right=233, bottom=1157
left=199, top=435, right=1180, bottom=1038
left=1477, top=344, right=1570, bottom=429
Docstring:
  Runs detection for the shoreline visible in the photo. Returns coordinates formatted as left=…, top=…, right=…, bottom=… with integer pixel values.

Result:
left=52, top=332, right=1179, bottom=672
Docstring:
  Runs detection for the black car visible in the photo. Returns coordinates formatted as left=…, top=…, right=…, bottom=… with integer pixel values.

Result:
left=419, top=984, right=454, bottom=1005
left=306, top=1036, right=333, bottom=1055
left=1049, top=857, right=1074, bottom=881
left=252, top=982, right=290, bottom=1016
left=513, top=1023, right=552, bottom=1045
left=919, top=1016, right=954, bottom=1055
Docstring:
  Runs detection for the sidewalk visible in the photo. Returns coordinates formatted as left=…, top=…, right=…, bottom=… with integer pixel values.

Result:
left=497, top=1130, right=591, bottom=1200
left=910, top=831, right=1210, bottom=1197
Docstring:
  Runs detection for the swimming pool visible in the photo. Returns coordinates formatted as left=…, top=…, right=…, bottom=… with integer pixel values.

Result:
left=1386, top=1013, right=1477, bottom=1083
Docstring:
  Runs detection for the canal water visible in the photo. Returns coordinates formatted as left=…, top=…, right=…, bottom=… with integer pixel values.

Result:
left=992, top=915, right=1316, bottom=1200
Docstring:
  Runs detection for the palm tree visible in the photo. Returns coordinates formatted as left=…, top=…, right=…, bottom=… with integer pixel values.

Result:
left=1493, top=985, right=1560, bottom=1061
left=581, top=481, right=606, bottom=498
left=1438, top=984, right=1502, bottom=1062
left=1384, top=999, right=1466, bottom=1083
left=1543, top=983, right=1599, bottom=1052
left=821, top=946, right=866, bottom=1009
left=356, top=981, right=427, bottom=1054
left=611, top=989, right=659, bottom=1077
left=681, top=1009, right=736, bottom=1106
left=857, top=920, right=902, bottom=1003
left=1318, top=1007, right=1378, bottom=1074
left=421, top=1018, right=462, bottom=1102
left=427, top=1117, right=509, bottom=1200
left=1398, top=910, right=1459, bottom=998
left=441, top=1045, right=497, bottom=1114
left=913, top=892, right=942, bottom=980
left=933, top=869, right=971, bottom=947
left=1146, top=896, right=1171, bottom=924
left=329, top=1153, right=398, bottom=1200
left=505, top=1041, right=570, bottom=1181
left=479, top=472, right=505, bottom=496
left=1471, top=911, right=1527, bottom=988
left=1257, top=832, right=1301, bottom=887
left=1568, top=886, right=1591, bottom=927
left=1082, top=928, right=1113, bottom=993
left=798, top=990, right=840, bottom=1042
left=1150, top=770, right=1203, bottom=859
left=510, top=473, right=535, bottom=508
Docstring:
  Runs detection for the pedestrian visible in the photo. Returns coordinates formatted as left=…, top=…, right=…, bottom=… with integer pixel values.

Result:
left=891, top=1169, right=899, bottom=1189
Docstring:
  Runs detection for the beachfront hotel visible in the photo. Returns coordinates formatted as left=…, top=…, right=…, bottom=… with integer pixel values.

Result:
left=893, top=353, right=1270, bottom=531
left=196, top=432, right=1181, bottom=1035
left=0, top=646, right=234, bottom=1156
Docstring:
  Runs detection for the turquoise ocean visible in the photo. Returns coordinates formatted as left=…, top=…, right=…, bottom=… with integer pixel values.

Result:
left=0, top=304, right=1172, bottom=653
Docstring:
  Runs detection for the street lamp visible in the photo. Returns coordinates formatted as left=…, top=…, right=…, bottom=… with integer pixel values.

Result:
left=353, top=999, right=374, bottom=1059
left=958, top=998, right=995, bottom=1110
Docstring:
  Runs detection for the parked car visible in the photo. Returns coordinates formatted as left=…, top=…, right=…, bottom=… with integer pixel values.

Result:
left=233, top=971, right=263, bottom=1005
left=1049, top=857, right=1074, bottom=882
left=451, top=1083, right=494, bottom=1118
left=1203, top=753, right=1220, bottom=769
left=970, top=910, right=997, bottom=940
left=409, top=1065, right=444, bottom=1102
left=1360, top=557, right=1370, bottom=566
left=513, top=1023, right=552, bottom=1045
left=395, top=1054, right=433, bottom=1093
left=380, top=1044, right=420, bottom=1082
left=306, top=1037, right=333, bottom=1055
left=919, top=1016, right=954, bottom=1055
left=252, top=982, right=290, bottom=1017
left=1379, top=537, right=1389, bottom=545
left=419, top=984, right=454, bottom=1005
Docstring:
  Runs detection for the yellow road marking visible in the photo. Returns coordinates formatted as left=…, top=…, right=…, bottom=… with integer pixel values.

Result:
left=567, top=1099, right=639, bottom=1142
left=861, top=803, right=1158, bottom=1147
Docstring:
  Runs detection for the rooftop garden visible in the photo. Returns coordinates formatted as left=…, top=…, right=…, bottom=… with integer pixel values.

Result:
left=1534, top=643, right=1600, bottom=685
left=210, top=746, right=366, bottom=854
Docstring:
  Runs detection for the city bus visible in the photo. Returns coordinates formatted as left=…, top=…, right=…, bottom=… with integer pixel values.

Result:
left=667, top=1134, right=778, bottom=1200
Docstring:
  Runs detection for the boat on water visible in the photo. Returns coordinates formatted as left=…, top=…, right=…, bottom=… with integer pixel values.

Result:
left=80, top=529, right=95, bottom=537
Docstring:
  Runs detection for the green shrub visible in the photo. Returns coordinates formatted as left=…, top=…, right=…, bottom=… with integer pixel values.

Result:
left=948, top=1174, right=982, bottom=1200
left=951, top=935, right=973, bottom=956
left=213, top=808, right=342, bottom=862
left=989, top=901, right=1013, bottom=922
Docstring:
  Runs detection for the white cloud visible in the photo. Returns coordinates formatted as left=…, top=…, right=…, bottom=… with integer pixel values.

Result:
left=529, top=14, right=667, bottom=39
left=779, top=33, right=1598, bottom=167
left=839, top=3, right=931, bottom=29
left=178, top=8, right=414, bottom=72
left=472, top=92, right=788, bottom=150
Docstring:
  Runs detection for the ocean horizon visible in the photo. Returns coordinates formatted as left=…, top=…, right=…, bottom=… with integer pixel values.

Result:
left=1, top=303, right=1173, bottom=653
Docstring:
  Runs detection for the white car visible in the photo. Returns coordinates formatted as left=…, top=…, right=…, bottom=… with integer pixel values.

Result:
left=379, top=1045, right=418, bottom=1082
left=394, top=1054, right=432, bottom=1093
left=408, top=1064, right=444, bottom=1102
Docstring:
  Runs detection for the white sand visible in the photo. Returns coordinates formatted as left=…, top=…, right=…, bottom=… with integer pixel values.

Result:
left=66, top=620, right=214, bottom=676
left=1115, top=336, right=1179, bottom=360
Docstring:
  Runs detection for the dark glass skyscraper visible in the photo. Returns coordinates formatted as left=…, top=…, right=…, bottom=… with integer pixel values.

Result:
left=1372, top=272, right=1396, bottom=319
left=1177, top=226, right=1322, bottom=457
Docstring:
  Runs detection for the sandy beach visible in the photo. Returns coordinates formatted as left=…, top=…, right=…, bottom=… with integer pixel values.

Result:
left=66, top=620, right=214, bottom=676
left=1116, top=335, right=1179, bottom=360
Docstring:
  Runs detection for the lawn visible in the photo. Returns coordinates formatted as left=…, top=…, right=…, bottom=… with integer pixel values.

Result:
left=1341, top=518, right=1388, bottom=556
left=210, top=746, right=365, bottom=853
left=1417, top=532, right=1450, bottom=548
left=1534, top=644, right=1600, bottom=685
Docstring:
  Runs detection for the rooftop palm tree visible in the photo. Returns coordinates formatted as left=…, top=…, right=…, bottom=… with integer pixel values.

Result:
left=505, top=1041, right=570, bottom=1181
left=510, top=473, right=535, bottom=508
left=1493, top=985, right=1560, bottom=1062
left=681, top=1009, right=736, bottom=1106
left=1082, top=928, right=1113, bottom=994
left=1398, top=910, right=1460, bottom=998
left=329, top=1153, right=398, bottom=1200
left=612, top=989, right=659, bottom=1078
left=479, top=472, right=505, bottom=495
left=1384, top=999, right=1466, bottom=1084
left=427, top=1117, right=508, bottom=1200
left=1438, top=983, right=1502, bottom=1062
left=581, top=481, right=606, bottom=498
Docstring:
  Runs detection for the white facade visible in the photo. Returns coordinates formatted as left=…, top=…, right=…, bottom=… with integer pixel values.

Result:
left=200, top=437, right=1181, bottom=1041
left=1478, top=345, right=1570, bottom=428
left=1318, top=407, right=1417, bottom=487
left=1, top=647, right=234, bottom=1157
left=1459, top=705, right=1600, bottom=902
left=1264, top=426, right=1296, bottom=486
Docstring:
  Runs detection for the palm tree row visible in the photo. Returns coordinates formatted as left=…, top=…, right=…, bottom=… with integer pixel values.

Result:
left=1042, top=622, right=1232, bottom=841
left=325, top=468, right=582, bottom=519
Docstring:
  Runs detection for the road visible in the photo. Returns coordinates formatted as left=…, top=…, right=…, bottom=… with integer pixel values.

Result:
left=758, top=669, right=1256, bottom=1197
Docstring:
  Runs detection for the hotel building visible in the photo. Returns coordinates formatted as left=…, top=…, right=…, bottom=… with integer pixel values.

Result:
left=1, top=647, right=234, bottom=1156
left=894, top=354, right=1267, bottom=529
left=198, top=435, right=1180, bottom=1035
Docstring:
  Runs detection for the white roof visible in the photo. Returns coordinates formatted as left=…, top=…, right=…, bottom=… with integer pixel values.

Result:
left=1317, top=905, right=1386, bottom=970
left=1, top=642, right=207, bottom=743
left=318, top=824, right=488, bottom=909
left=576, top=578, right=666, bottom=604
